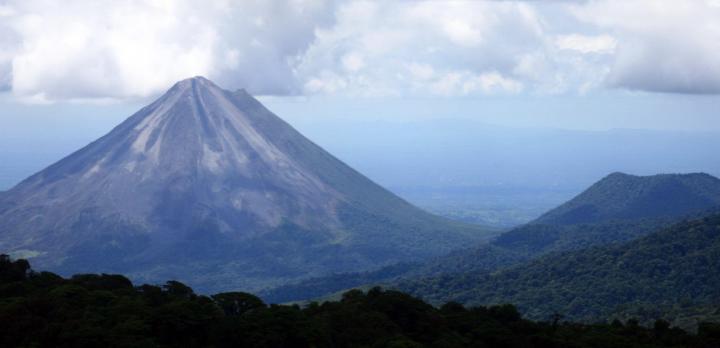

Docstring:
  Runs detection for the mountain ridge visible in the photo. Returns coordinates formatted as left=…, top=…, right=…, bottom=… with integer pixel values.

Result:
left=535, top=172, right=720, bottom=225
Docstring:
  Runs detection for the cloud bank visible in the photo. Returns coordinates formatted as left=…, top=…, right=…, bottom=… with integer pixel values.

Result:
left=572, top=0, right=720, bottom=94
left=0, top=0, right=718, bottom=101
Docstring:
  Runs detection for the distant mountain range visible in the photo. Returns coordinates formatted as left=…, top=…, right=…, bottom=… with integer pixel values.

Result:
left=0, top=77, right=494, bottom=293
left=262, top=172, right=720, bottom=309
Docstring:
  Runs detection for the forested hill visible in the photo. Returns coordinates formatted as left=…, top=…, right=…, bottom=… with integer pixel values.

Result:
left=397, top=212, right=720, bottom=329
left=425, top=173, right=720, bottom=278
left=261, top=218, right=673, bottom=304
left=2, top=255, right=720, bottom=347
left=262, top=173, right=720, bottom=304
left=536, top=172, right=720, bottom=225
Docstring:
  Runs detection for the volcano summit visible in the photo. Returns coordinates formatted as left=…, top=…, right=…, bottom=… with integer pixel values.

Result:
left=0, top=77, right=492, bottom=292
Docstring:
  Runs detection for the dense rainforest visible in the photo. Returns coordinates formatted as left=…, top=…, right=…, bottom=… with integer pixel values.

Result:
left=397, top=212, right=720, bottom=329
left=2, top=255, right=720, bottom=347
left=260, top=214, right=675, bottom=304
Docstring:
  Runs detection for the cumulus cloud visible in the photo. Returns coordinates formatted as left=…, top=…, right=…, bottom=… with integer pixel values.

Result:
left=294, top=1, right=546, bottom=97
left=304, top=0, right=720, bottom=96
left=0, top=0, right=718, bottom=101
left=555, top=34, right=616, bottom=54
left=571, top=0, right=720, bottom=94
left=0, top=3, right=17, bottom=92
left=0, top=0, right=336, bottom=101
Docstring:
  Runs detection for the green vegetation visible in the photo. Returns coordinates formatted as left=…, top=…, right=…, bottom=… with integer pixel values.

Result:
left=260, top=262, right=419, bottom=304
left=426, top=174, right=720, bottom=278
left=489, top=219, right=667, bottom=255
left=535, top=172, right=720, bottom=225
left=2, top=255, right=720, bottom=347
left=262, top=173, right=720, bottom=305
left=397, top=213, right=720, bottom=329
left=260, top=214, right=682, bottom=304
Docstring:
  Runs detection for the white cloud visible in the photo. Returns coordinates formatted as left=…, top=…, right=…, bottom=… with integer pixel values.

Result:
left=341, top=53, right=365, bottom=72
left=0, top=4, right=15, bottom=17
left=304, top=71, right=348, bottom=94
left=0, top=0, right=719, bottom=102
left=465, top=72, right=524, bottom=94
left=0, top=0, right=336, bottom=102
left=571, top=0, right=720, bottom=94
left=555, top=34, right=616, bottom=54
left=421, top=70, right=524, bottom=96
left=407, top=63, right=435, bottom=81
left=294, top=1, right=547, bottom=97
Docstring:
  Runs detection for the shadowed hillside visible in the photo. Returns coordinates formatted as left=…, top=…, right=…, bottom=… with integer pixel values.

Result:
left=2, top=255, right=719, bottom=348
left=397, top=210, right=720, bottom=328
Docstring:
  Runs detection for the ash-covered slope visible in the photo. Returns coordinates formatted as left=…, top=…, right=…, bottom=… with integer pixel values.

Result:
left=0, top=77, right=492, bottom=292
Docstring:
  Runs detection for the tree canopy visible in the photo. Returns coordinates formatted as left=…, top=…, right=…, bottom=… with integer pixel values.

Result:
left=1, top=255, right=719, bottom=347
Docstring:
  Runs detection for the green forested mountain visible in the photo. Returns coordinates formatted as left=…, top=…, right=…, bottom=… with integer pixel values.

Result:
left=262, top=173, right=720, bottom=304
left=535, top=172, right=720, bottom=225
left=2, top=255, right=720, bottom=348
left=397, top=212, right=720, bottom=329
left=438, top=173, right=720, bottom=275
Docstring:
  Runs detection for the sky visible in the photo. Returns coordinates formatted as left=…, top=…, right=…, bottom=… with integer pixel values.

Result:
left=1, top=0, right=719, bottom=194
left=1, top=0, right=720, bottom=122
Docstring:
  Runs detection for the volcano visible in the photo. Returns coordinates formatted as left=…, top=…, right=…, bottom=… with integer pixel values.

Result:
left=0, top=77, right=492, bottom=292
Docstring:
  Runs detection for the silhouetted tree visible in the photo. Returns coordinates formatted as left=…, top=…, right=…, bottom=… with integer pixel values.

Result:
left=212, top=292, right=265, bottom=316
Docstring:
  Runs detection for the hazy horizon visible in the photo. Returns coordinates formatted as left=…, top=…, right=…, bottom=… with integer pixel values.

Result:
left=3, top=89, right=719, bottom=226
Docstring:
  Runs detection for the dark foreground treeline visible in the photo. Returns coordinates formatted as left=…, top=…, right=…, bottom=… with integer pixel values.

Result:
left=1, top=255, right=719, bottom=348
